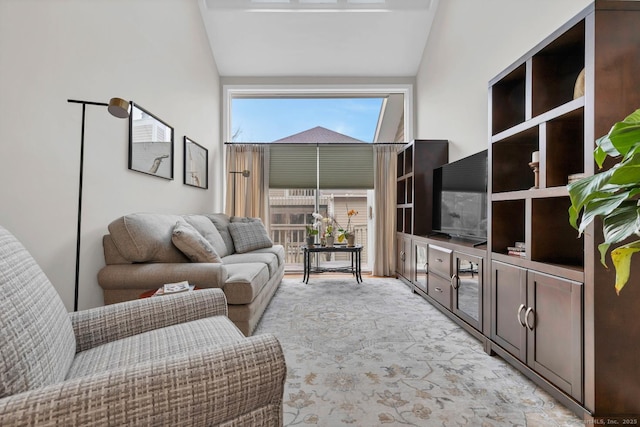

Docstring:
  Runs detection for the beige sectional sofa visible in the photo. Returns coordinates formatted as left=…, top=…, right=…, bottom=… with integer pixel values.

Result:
left=97, top=213, right=284, bottom=336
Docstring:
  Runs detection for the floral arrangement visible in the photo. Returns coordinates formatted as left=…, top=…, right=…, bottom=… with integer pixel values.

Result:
left=323, top=216, right=336, bottom=237
left=337, top=209, right=358, bottom=243
left=306, top=212, right=323, bottom=237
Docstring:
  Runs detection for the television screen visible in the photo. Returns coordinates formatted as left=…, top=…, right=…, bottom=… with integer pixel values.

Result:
left=432, top=150, right=488, bottom=241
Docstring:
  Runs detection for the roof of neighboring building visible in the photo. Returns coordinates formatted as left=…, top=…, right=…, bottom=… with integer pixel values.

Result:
left=273, top=126, right=366, bottom=144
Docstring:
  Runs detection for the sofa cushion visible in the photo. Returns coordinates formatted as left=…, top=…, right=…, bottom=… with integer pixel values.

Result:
left=67, top=316, right=242, bottom=379
left=222, top=252, right=279, bottom=277
left=223, top=263, right=270, bottom=305
left=182, top=215, right=227, bottom=258
left=228, top=221, right=273, bottom=254
left=0, top=226, right=76, bottom=398
left=172, top=220, right=221, bottom=263
left=205, top=213, right=234, bottom=256
left=108, top=213, right=188, bottom=263
left=251, top=245, right=285, bottom=266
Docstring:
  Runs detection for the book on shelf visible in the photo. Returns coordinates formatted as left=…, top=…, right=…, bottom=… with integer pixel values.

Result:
left=508, top=250, right=527, bottom=258
left=507, top=246, right=526, bottom=252
left=153, top=281, right=194, bottom=296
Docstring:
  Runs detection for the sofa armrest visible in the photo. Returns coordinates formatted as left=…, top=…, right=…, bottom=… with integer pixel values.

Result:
left=98, top=262, right=228, bottom=291
left=70, top=288, right=228, bottom=352
left=0, top=335, right=286, bottom=426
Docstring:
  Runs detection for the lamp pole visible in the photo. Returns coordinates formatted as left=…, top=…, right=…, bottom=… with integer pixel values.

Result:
left=68, top=98, right=129, bottom=311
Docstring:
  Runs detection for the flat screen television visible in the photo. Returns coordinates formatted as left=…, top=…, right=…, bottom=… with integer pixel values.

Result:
left=432, top=149, right=488, bottom=242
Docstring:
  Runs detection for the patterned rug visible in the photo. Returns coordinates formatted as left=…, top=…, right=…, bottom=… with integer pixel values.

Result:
left=254, top=277, right=584, bottom=427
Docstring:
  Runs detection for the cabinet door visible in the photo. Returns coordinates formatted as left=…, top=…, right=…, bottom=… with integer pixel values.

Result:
left=396, top=235, right=412, bottom=282
left=526, top=271, right=583, bottom=402
left=396, top=234, right=406, bottom=278
left=491, top=261, right=527, bottom=362
left=414, top=241, right=428, bottom=294
left=453, top=252, right=483, bottom=331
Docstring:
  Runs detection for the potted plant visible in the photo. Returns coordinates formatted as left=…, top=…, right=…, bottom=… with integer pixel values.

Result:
left=567, top=108, right=640, bottom=295
left=306, top=212, right=323, bottom=247
left=337, top=209, right=358, bottom=247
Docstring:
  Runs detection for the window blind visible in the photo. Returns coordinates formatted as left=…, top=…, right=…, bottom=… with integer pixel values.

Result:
left=269, top=143, right=374, bottom=189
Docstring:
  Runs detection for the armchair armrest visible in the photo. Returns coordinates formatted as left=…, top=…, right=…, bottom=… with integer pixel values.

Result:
left=0, top=334, right=286, bottom=426
left=70, top=288, right=228, bottom=352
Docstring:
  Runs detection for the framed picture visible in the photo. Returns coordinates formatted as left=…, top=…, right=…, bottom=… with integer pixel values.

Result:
left=183, top=136, right=208, bottom=189
left=128, top=102, right=174, bottom=180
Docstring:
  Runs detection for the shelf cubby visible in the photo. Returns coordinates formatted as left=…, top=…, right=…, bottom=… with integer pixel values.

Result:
left=491, top=63, right=527, bottom=135
left=405, top=146, right=413, bottom=174
left=531, top=20, right=585, bottom=117
left=530, top=197, right=583, bottom=268
left=544, top=108, right=584, bottom=188
left=397, top=151, right=404, bottom=178
left=397, top=207, right=403, bottom=233
left=492, top=126, right=539, bottom=193
left=405, top=208, right=413, bottom=235
left=491, top=200, right=525, bottom=256
left=397, top=180, right=406, bottom=204
left=406, top=176, right=413, bottom=204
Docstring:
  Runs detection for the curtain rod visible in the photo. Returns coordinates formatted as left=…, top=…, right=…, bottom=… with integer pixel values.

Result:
left=223, top=141, right=407, bottom=145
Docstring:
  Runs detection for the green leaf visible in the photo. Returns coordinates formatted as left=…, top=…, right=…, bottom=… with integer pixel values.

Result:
left=609, top=153, right=640, bottom=185
left=611, top=240, right=640, bottom=295
left=601, top=202, right=640, bottom=247
left=567, top=170, right=616, bottom=213
left=607, top=109, right=640, bottom=157
left=594, top=135, right=619, bottom=168
left=578, top=190, right=640, bottom=235
left=598, top=241, right=611, bottom=268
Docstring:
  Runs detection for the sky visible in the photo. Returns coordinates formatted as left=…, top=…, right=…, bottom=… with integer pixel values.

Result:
left=231, top=97, right=384, bottom=143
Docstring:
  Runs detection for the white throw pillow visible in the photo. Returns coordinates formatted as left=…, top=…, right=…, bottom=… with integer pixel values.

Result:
left=172, top=220, right=221, bottom=263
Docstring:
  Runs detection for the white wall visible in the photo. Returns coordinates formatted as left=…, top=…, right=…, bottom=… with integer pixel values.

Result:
left=0, top=0, right=222, bottom=310
left=415, top=0, right=591, bottom=161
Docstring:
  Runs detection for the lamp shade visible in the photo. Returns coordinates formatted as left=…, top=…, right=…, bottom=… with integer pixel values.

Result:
left=107, top=97, right=131, bottom=119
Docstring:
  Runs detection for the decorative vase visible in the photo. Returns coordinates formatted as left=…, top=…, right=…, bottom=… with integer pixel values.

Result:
left=306, top=236, right=315, bottom=247
left=347, top=234, right=355, bottom=247
left=326, top=235, right=334, bottom=247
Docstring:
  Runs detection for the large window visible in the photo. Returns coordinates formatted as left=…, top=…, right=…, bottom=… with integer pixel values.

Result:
left=225, top=85, right=413, bottom=271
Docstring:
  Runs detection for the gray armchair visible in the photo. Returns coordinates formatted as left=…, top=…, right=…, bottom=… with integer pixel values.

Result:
left=0, top=226, right=286, bottom=426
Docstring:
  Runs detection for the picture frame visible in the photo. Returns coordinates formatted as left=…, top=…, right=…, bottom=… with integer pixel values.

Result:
left=183, top=136, right=208, bottom=189
left=128, top=102, right=174, bottom=180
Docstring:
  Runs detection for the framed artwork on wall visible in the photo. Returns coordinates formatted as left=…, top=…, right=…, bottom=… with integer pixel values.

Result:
left=128, top=102, right=174, bottom=180
left=184, top=136, right=208, bottom=189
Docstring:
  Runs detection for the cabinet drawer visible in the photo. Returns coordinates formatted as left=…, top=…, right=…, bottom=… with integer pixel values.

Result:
left=428, top=244, right=452, bottom=278
left=428, top=274, right=452, bottom=309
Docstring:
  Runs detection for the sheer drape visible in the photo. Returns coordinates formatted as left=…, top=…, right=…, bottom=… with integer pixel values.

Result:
left=373, top=144, right=399, bottom=276
left=225, top=144, right=270, bottom=229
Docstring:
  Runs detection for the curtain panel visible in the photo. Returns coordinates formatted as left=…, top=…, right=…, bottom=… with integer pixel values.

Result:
left=373, top=144, right=400, bottom=276
left=225, top=144, right=270, bottom=229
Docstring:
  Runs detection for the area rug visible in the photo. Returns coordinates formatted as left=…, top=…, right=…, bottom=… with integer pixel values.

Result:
left=254, top=277, right=584, bottom=427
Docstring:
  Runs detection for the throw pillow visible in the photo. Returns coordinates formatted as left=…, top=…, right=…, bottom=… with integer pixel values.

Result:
left=171, top=220, right=221, bottom=263
left=228, top=221, right=273, bottom=254
left=204, top=213, right=234, bottom=256
left=183, top=214, right=228, bottom=257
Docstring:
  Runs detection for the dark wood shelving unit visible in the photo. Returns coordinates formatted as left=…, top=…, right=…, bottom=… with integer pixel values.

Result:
left=395, top=140, right=448, bottom=283
left=487, top=1, right=640, bottom=421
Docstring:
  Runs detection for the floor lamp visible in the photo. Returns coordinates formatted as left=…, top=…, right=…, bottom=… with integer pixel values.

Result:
left=229, top=170, right=251, bottom=216
left=68, top=97, right=130, bottom=311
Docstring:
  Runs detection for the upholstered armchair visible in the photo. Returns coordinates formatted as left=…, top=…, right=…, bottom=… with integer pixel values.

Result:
left=0, top=226, right=286, bottom=426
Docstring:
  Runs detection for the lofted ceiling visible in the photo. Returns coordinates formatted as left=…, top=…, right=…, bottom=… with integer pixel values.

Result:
left=198, top=0, right=439, bottom=77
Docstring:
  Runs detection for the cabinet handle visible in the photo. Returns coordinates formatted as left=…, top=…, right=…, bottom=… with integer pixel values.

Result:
left=525, top=307, right=535, bottom=330
left=450, top=274, right=458, bottom=289
left=436, top=258, right=443, bottom=263
left=435, top=287, right=443, bottom=293
left=517, top=304, right=526, bottom=327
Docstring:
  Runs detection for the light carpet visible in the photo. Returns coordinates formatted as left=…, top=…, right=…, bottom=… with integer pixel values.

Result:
left=254, top=277, right=584, bottom=427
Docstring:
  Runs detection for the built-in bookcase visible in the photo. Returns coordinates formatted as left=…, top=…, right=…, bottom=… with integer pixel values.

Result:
left=488, top=1, right=640, bottom=420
